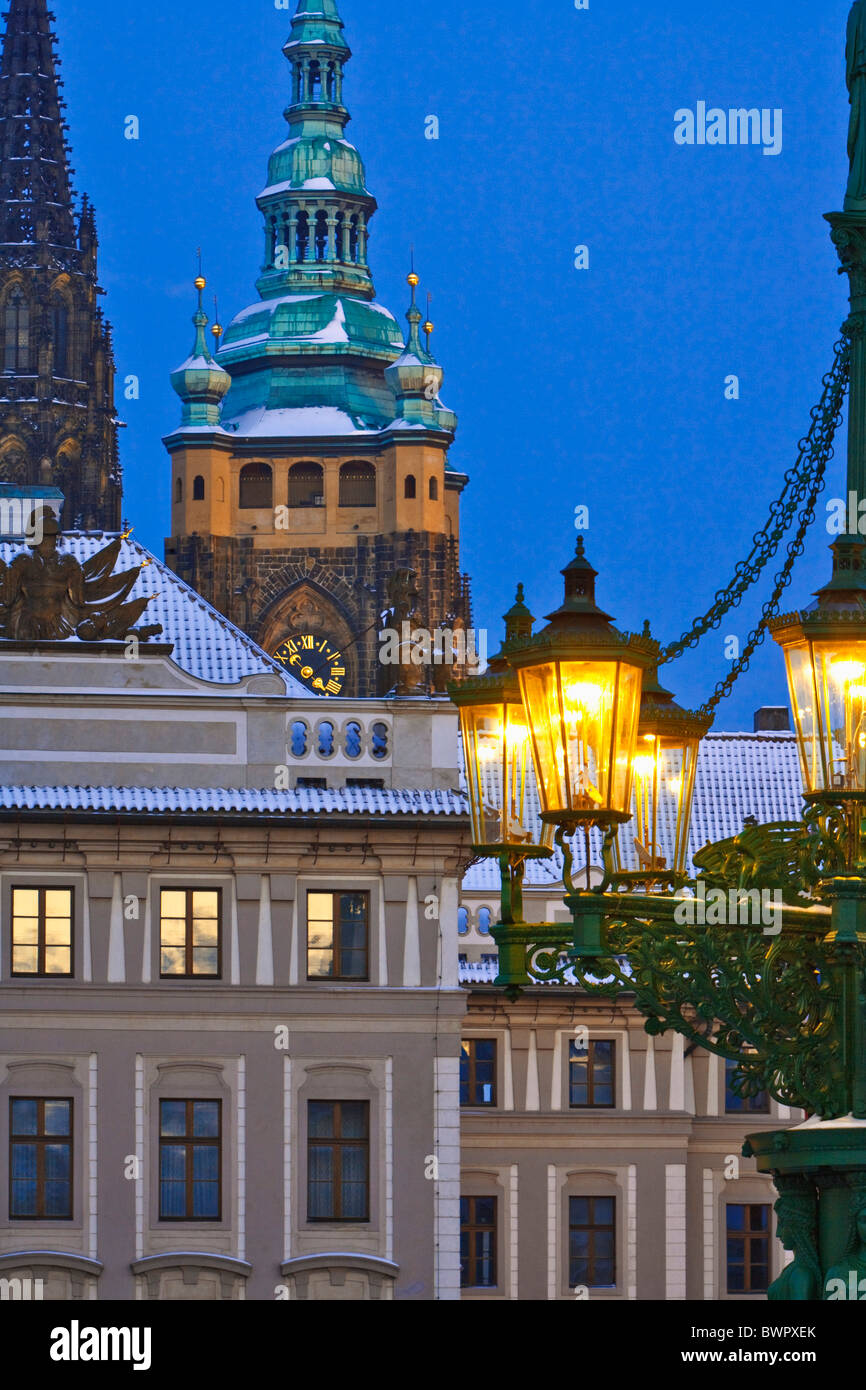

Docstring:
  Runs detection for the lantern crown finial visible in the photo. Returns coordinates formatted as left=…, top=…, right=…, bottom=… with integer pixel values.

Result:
left=502, top=583, right=534, bottom=645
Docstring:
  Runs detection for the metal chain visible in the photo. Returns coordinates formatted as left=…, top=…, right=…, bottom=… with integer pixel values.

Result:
left=658, top=338, right=851, bottom=673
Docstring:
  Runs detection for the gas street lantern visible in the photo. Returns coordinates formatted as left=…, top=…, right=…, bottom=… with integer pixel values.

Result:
left=612, top=644, right=711, bottom=888
left=505, top=539, right=657, bottom=839
left=450, top=586, right=554, bottom=857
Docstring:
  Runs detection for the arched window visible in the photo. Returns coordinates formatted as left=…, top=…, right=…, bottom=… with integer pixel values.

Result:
left=216, top=477, right=225, bottom=503
left=4, top=290, right=30, bottom=372
left=478, top=907, right=491, bottom=936
left=335, top=211, right=345, bottom=262
left=239, top=462, right=273, bottom=509
left=296, top=211, right=310, bottom=263
left=193, top=475, right=205, bottom=501
left=339, top=461, right=376, bottom=508
left=309, top=60, right=322, bottom=100
left=315, top=210, right=328, bottom=262
left=429, top=476, right=438, bottom=501
left=289, top=461, right=324, bottom=508
left=175, top=476, right=183, bottom=503
left=317, top=721, right=335, bottom=757
left=457, top=907, right=469, bottom=936
left=290, top=720, right=308, bottom=757
left=349, top=215, right=359, bottom=263
left=404, top=474, right=416, bottom=499
left=52, top=300, right=69, bottom=377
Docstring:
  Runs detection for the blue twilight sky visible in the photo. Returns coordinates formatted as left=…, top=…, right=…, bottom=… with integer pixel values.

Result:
left=46, top=0, right=856, bottom=727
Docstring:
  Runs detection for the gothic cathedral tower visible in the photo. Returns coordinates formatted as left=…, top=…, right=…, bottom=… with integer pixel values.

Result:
left=0, top=0, right=121, bottom=530
left=164, top=0, right=471, bottom=698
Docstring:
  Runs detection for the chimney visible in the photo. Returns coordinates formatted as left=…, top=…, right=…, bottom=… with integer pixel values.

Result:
left=753, top=707, right=790, bottom=733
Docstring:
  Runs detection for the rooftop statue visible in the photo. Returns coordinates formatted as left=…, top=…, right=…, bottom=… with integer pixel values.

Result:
left=0, top=508, right=162, bottom=643
left=847, top=0, right=866, bottom=210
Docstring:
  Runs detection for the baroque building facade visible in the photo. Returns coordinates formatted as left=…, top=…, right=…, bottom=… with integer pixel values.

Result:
left=163, top=0, right=471, bottom=698
left=0, top=0, right=121, bottom=530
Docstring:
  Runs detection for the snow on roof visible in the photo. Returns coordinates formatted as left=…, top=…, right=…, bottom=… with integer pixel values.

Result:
left=221, top=405, right=379, bottom=437
left=0, top=533, right=309, bottom=695
left=0, top=784, right=469, bottom=819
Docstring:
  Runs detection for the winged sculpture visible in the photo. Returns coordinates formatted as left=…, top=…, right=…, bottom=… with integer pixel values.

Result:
left=0, top=507, right=162, bottom=643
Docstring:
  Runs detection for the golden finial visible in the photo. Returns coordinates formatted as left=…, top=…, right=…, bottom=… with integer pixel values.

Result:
left=212, top=295, right=223, bottom=346
left=195, top=247, right=205, bottom=293
left=423, top=291, right=434, bottom=347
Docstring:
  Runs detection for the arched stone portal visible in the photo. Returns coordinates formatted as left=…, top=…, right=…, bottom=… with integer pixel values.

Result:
left=257, top=582, right=358, bottom=696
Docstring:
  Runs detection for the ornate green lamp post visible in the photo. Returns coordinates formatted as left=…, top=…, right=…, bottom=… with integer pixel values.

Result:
left=449, top=3, right=866, bottom=1299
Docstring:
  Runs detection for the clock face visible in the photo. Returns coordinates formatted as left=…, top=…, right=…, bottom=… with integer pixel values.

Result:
left=273, top=634, right=347, bottom=696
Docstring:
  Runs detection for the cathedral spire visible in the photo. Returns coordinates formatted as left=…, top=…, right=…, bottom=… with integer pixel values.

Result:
left=0, top=0, right=76, bottom=249
left=0, top=0, right=121, bottom=530
left=254, top=0, right=377, bottom=301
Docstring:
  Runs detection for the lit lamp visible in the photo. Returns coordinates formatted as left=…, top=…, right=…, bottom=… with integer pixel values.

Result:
left=505, top=541, right=656, bottom=956
left=771, top=536, right=866, bottom=870
left=450, top=584, right=553, bottom=870
left=450, top=589, right=553, bottom=983
left=506, top=539, right=656, bottom=837
left=612, top=642, right=711, bottom=887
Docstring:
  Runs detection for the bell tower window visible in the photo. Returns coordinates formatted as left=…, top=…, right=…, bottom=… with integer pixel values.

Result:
left=404, top=475, right=416, bottom=499
left=239, top=462, right=273, bottom=509
left=4, top=291, right=30, bottom=373
left=296, top=212, right=310, bottom=263
left=315, top=211, right=328, bottom=262
left=339, top=461, right=376, bottom=508
left=193, top=475, right=205, bottom=501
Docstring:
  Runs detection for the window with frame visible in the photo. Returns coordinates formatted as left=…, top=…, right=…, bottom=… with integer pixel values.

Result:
left=724, top=1058, right=770, bottom=1114
left=307, top=1100, right=369, bottom=1221
left=568, top=1038, right=615, bottom=1108
left=159, top=1099, right=221, bottom=1221
left=11, top=886, right=73, bottom=977
left=726, top=1203, right=770, bottom=1293
left=460, top=1196, right=497, bottom=1288
left=159, top=889, right=221, bottom=978
left=306, top=891, right=369, bottom=980
left=460, top=1039, right=497, bottom=1107
left=288, top=461, right=324, bottom=508
left=569, top=1195, right=616, bottom=1289
left=10, top=1098, right=73, bottom=1220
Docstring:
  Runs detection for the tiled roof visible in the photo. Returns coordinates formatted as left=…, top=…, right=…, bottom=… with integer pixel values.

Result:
left=0, top=533, right=309, bottom=694
left=0, top=785, right=469, bottom=818
left=461, top=732, right=806, bottom=894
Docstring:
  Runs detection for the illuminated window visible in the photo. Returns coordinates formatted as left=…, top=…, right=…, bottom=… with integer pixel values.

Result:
left=11, top=886, right=73, bottom=977
left=159, top=1100, right=221, bottom=1221
left=159, top=889, right=221, bottom=978
left=306, top=891, right=369, bottom=981
left=10, top=1098, right=73, bottom=1219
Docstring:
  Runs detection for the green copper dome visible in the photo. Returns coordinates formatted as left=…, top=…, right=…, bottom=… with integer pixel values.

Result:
left=170, top=285, right=231, bottom=427
left=169, top=0, right=459, bottom=446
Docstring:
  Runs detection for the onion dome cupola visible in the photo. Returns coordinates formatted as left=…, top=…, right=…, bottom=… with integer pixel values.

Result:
left=170, top=276, right=231, bottom=428
left=255, top=0, right=377, bottom=304
left=385, top=272, right=457, bottom=432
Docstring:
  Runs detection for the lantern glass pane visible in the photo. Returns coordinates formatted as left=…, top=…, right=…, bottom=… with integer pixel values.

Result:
left=785, top=640, right=866, bottom=792
left=459, top=701, right=552, bottom=848
left=519, top=659, right=642, bottom=817
left=617, top=734, right=700, bottom=875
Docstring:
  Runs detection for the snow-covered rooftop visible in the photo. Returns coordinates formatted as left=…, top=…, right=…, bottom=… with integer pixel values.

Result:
left=0, top=784, right=468, bottom=819
left=0, top=533, right=309, bottom=695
